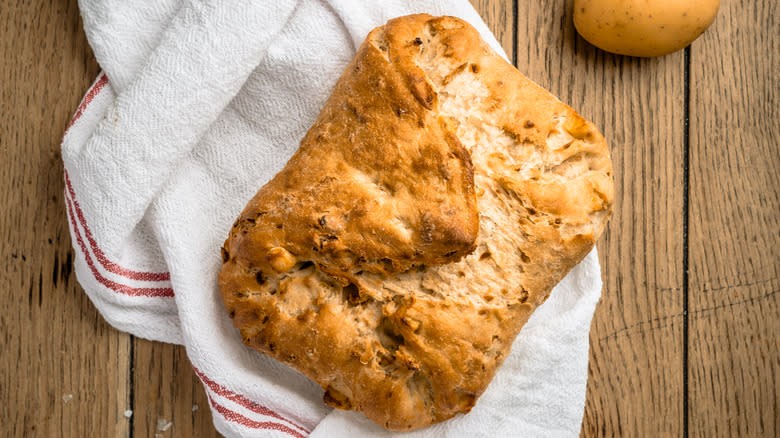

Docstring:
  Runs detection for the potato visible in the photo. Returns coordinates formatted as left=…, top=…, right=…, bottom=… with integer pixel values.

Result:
left=573, top=0, right=720, bottom=57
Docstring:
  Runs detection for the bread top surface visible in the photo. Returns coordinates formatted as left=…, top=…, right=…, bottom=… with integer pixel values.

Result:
left=219, top=14, right=613, bottom=431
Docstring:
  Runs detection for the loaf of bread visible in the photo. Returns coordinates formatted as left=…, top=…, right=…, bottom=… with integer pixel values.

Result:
left=219, top=14, right=613, bottom=431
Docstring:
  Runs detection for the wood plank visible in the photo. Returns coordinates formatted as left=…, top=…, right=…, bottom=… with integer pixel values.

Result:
left=132, top=342, right=218, bottom=437
left=131, top=3, right=515, bottom=437
left=515, top=1, right=687, bottom=435
left=688, top=1, right=780, bottom=436
left=470, top=0, right=515, bottom=61
left=0, top=0, right=131, bottom=436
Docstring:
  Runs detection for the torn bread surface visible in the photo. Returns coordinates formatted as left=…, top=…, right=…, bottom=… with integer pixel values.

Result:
left=219, top=14, right=613, bottom=431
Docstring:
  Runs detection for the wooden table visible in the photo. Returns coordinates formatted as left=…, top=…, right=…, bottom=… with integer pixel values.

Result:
left=2, top=1, right=777, bottom=436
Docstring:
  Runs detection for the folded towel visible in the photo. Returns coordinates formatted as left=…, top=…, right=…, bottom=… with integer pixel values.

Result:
left=63, top=1, right=602, bottom=436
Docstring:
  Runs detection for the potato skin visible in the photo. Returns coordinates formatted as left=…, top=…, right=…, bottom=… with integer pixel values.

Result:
left=574, top=0, right=720, bottom=57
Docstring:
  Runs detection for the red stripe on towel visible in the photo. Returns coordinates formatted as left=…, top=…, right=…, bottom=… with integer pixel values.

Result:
left=193, top=367, right=310, bottom=434
left=64, top=170, right=171, bottom=282
left=65, top=192, right=174, bottom=297
left=65, top=73, right=109, bottom=133
left=208, top=395, right=308, bottom=438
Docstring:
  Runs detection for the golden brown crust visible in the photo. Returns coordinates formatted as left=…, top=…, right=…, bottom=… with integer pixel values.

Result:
left=219, top=14, right=613, bottom=431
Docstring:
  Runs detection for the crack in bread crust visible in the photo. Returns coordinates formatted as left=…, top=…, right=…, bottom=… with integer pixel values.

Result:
left=219, top=14, right=613, bottom=431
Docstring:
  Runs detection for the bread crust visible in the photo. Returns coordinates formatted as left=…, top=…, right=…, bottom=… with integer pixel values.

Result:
left=219, top=14, right=613, bottom=431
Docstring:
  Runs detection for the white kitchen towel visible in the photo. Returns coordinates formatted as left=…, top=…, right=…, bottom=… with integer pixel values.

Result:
left=62, top=1, right=603, bottom=437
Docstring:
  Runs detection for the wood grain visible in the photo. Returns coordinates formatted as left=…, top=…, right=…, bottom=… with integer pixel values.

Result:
left=515, top=1, right=687, bottom=436
left=470, top=0, right=515, bottom=61
left=688, top=1, right=780, bottom=436
left=0, top=0, right=130, bottom=437
left=132, top=342, right=218, bottom=437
